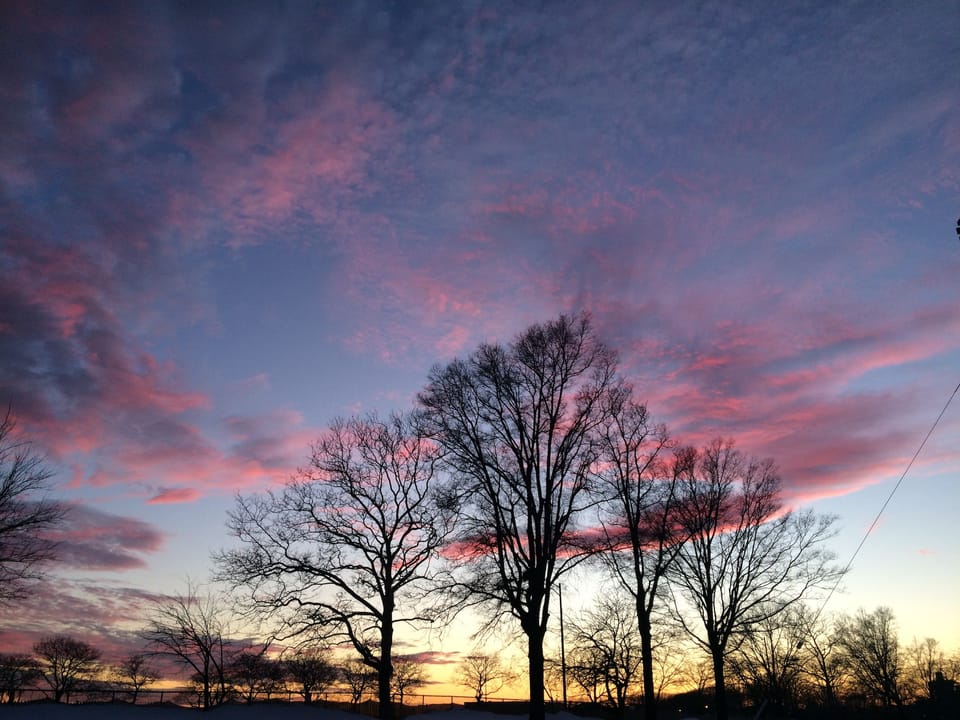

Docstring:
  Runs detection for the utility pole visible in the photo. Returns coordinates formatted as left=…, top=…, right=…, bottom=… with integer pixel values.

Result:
left=558, top=583, right=568, bottom=707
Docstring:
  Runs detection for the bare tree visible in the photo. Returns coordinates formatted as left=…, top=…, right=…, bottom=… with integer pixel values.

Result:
left=341, top=657, right=377, bottom=704
left=457, top=651, right=517, bottom=702
left=568, top=595, right=643, bottom=708
left=835, top=606, right=904, bottom=709
left=794, top=605, right=845, bottom=708
left=216, top=412, right=455, bottom=720
left=904, top=637, right=945, bottom=701
left=727, top=606, right=807, bottom=714
left=418, top=313, right=621, bottom=720
left=668, top=439, right=842, bottom=720
left=141, top=582, right=240, bottom=710
left=115, top=653, right=159, bottom=703
left=0, top=653, right=40, bottom=704
left=0, top=409, right=66, bottom=604
left=391, top=656, right=426, bottom=706
left=33, top=635, right=101, bottom=703
left=229, top=650, right=285, bottom=703
left=284, top=647, right=337, bottom=705
left=595, top=390, right=682, bottom=720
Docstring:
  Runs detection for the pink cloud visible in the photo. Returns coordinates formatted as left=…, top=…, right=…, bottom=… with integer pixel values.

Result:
left=147, top=487, right=202, bottom=505
left=46, top=504, right=166, bottom=571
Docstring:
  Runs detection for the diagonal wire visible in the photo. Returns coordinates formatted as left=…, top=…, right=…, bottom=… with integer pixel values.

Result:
left=814, top=380, right=960, bottom=618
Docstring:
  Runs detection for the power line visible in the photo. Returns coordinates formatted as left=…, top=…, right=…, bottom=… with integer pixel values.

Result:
left=813, top=379, right=960, bottom=620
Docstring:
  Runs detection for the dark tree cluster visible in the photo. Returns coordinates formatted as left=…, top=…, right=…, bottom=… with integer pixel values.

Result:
left=5, top=314, right=956, bottom=720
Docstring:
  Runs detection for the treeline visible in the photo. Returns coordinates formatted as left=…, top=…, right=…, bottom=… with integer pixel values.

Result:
left=2, top=314, right=957, bottom=720
left=0, top=633, right=425, bottom=707
left=549, top=600, right=959, bottom=717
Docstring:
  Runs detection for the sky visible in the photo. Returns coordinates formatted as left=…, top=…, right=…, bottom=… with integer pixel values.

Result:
left=1, top=0, right=959, bottom=694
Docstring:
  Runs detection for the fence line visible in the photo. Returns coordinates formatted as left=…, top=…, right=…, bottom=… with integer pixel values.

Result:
left=0, top=686, right=529, bottom=711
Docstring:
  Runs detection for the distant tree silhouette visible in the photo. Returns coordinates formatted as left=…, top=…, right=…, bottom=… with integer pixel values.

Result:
left=668, top=439, right=842, bottom=720
left=283, top=647, right=337, bottom=705
left=229, top=650, right=285, bottom=703
left=341, top=658, right=376, bottom=704
left=0, top=653, right=40, bottom=704
left=728, top=605, right=807, bottom=714
left=391, top=656, right=426, bottom=706
left=114, top=653, right=159, bottom=703
left=419, top=313, right=623, bottom=720
left=142, top=582, right=239, bottom=710
left=794, top=604, right=845, bottom=708
left=33, top=635, right=101, bottom=703
left=567, top=594, right=643, bottom=708
left=216, top=412, right=455, bottom=720
left=0, top=408, right=66, bottom=603
left=905, top=637, right=945, bottom=701
left=595, top=389, right=683, bottom=720
left=457, top=651, right=517, bottom=702
left=835, top=606, right=904, bottom=709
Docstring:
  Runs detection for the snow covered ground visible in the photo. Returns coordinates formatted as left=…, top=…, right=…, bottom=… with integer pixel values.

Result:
left=0, top=705, right=599, bottom=720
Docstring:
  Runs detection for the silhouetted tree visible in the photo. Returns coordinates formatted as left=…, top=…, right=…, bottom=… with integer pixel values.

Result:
left=794, top=605, right=845, bottom=708
left=457, top=651, right=517, bottom=702
left=595, top=390, right=683, bottom=720
left=391, top=656, right=426, bottom=706
left=905, top=637, right=944, bottom=701
left=341, top=658, right=376, bottom=704
left=568, top=595, right=643, bottom=708
left=419, top=313, right=622, bottom=720
left=216, top=412, right=455, bottom=720
left=284, top=647, right=337, bottom=705
left=835, top=606, right=904, bottom=709
left=0, top=653, right=40, bottom=704
left=142, top=582, right=239, bottom=710
left=668, top=439, right=842, bottom=720
left=115, top=653, right=159, bottom=703
left=0, top=409, right=66, bottom=604
left=33, top=635, right=101, bottom=703
left=229, top=650, right=285, bottom=703
left=728, top=606, right=807, bottom=714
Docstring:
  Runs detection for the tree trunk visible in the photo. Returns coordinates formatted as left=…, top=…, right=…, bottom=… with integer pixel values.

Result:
left=712, top=650, right=728, bottom=720
left=528, top=628, right=546, bottom=720
left=379, top=613, right=395, bottom=720
left=638, top=605, right=657, bottom=720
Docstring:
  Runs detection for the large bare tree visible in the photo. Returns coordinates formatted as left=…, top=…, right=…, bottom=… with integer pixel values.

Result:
left=0, top=409, right=65, bottom=603
left=418, top=313, right=621, bottom=720
left=215, top=412, right=454, bottom=720
left=595, top=390, right=683, bottom=720
left=668, top=438, right=842, bottom=720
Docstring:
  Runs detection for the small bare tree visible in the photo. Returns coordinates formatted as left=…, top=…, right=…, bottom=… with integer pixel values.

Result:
left=284, top=647, right=337, bottom=705
left=141, top=583, right=240, bottom=710
left=229, top=650, right=285, bottom=703
left=341, top=658, right=376, bottom=704
left=0, top=409, right=66, bottom=604
left=115, top=653, right=159, bottom=703
left=835, top=606, right=904, bottom=709
left=33, top=635, right=101, bottom=703
left=216, top=412, right=455, bottom=720
left=457, top=651, right=517, bottom=702
left=391, top=656, right=426, bottom=706
left=668, top=439, right=842, bottom=720
left=568, top=595, right=643, bottom=708
left=0, top=653, right=40, bottom=704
